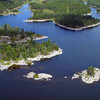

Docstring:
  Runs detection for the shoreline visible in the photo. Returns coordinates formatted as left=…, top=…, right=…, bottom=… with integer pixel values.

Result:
left=0, top=35, right=48, bottom=45
left=0, top=48, right=63, bottom=71
left=23, top=19, right=100, bottom=31
left=0, top=3, right=25, bottom=16
left=72, top=68, right=100, bottom=84
left=53, top=21, right=100, bottom=31
left=84, top=12, right=92, bottom=16
left=23, top=19, right=53, bottom=22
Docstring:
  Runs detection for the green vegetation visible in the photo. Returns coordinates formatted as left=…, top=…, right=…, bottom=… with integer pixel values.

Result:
left=88, top=0, right=100, bottom=8
left=97, top=8, right=100, bottom=13
left=0, top=0, right=26, bottom=15
left=87, top=66, right=95, bottom=76
left=29, top=0, right=91, bottom=20
left=55, top=14, right=100, bottom=28
left=34, top=75, right=39, bottom=78
left=29, top=0, right=100, bottom=29
left=0, top=24, right=43, bottom=44
left=0, top=39, right=59, bottom=61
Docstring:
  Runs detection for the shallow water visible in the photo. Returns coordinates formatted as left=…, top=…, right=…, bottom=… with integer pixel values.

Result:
left=0, top=3, right=100, bottom=100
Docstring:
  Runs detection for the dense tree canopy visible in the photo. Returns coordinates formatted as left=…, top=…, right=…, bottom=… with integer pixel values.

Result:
left=0, top=0, right=26, bottom=13
left=0, top=39, right=59, bottom=61
left=55, top=14, right=100, bottom=28
left=88, top=0, right=100, bottom=8
left=29, top=0, right=91, bottom=20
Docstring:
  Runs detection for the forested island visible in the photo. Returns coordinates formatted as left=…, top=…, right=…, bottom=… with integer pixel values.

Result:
left=24, top=0, right=100, bottom=30
left=0, top=24, right=48, bottom=45
left=0, top=0, right=27, bottom=15
left=0, top=24, right=62, bottom=71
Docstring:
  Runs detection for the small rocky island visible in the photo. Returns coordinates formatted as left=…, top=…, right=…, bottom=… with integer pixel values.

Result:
left=72, top=67, right=100, bottom=84
left=24, top=72, right=52, bottom=81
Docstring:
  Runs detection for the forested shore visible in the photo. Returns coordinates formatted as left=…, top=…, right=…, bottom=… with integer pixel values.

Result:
left=27, top=0, right=100, bottom=30
left=0, top=24, right=46, bottom=45
left=0, top=0, right=27, bottom=15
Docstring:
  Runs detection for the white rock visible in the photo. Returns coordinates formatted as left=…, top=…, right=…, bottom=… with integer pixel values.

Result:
left=72, top=68, right=100, bottom=84
left=72, top=74, right=80, bottom=80
left=38, top=73, right=52, bottom=79
left=24, top=72, right=36, bottom=78
left=64, top=76, right=67, bottom=79
left=0, top=48, right=63, bottom=71
left=24, top=72, right=53, bottom=81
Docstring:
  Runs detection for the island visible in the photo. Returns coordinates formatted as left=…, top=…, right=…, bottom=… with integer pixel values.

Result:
left=72, top=66, right=100, bottom=84
left=23, top=72, right=52, bottom=81
left=0, top=25, right=63, bottom=71
left=23, top=0, right=100, bottom=30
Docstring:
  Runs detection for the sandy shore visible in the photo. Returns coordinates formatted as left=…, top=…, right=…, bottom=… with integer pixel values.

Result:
left=23, top=19, right=53, bottom=22
left=0, top=48, right=63, bottom=71
left=53, top=21, right=100, bottom=31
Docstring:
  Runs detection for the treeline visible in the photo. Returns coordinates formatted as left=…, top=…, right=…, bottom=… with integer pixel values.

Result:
left=0, top=24, right=42, bottom=38
left=88, top=0, right=100, bottom=8
left=0, top=0, right=26, bottom=13
left=29, top=0, right=91, bottom=19
left=55, top=14, right=100, bottom=28
left=0, top=39, right=59, bottom=61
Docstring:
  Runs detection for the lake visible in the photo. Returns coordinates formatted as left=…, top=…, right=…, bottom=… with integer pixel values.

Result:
left=0, top=3, right=100, bottom=100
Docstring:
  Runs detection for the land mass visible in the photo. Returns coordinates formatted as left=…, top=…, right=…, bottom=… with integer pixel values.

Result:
left=0, top=25, right=63, bottom=71
left=0, top=0, right=27, bottom=15
left=0, top=24, right=48, bottom=45
left=24, top=0, right=100, bottom=30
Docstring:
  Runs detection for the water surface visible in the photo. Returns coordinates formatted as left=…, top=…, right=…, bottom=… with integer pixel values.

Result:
left=0, top=4, right=100, bottom=100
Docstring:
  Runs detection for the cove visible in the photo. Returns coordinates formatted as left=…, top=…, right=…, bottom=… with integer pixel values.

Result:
left=0, top=3, right=100, bottom=100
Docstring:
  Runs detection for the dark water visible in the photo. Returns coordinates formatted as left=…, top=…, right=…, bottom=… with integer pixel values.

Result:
left=0, top=4, right=100, bottom=100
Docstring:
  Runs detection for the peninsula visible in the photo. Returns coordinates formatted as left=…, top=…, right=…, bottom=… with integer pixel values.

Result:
left=24, top=0, right=100, bottom=31
left=0, top=27, right=63, bottom=71
left=0, top=24, right=48, bottom=45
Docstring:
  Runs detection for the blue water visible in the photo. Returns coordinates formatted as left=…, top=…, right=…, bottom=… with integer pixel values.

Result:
left=0, top=4, right=100, bottom=100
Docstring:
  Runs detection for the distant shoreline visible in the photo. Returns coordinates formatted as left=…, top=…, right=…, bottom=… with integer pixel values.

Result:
left=23, top=19, right=53, bottom=22
left=23, top=19, right=100, bottom=31
left=53, top=21, right=100, bottom=31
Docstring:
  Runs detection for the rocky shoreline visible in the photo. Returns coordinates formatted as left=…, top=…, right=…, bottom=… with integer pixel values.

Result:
left=23, top=19, right=53, bottom=22
left=72, top=68, right=100, bottom=84
left=0, top=35, right=48, bottom=45
left=24, top=72, right=52, bottom=81
left=23, top=19, right=100, bottom=31
left=54, top=21, right=100, bottom=31
left=0, top=48, right=63, bottom=71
